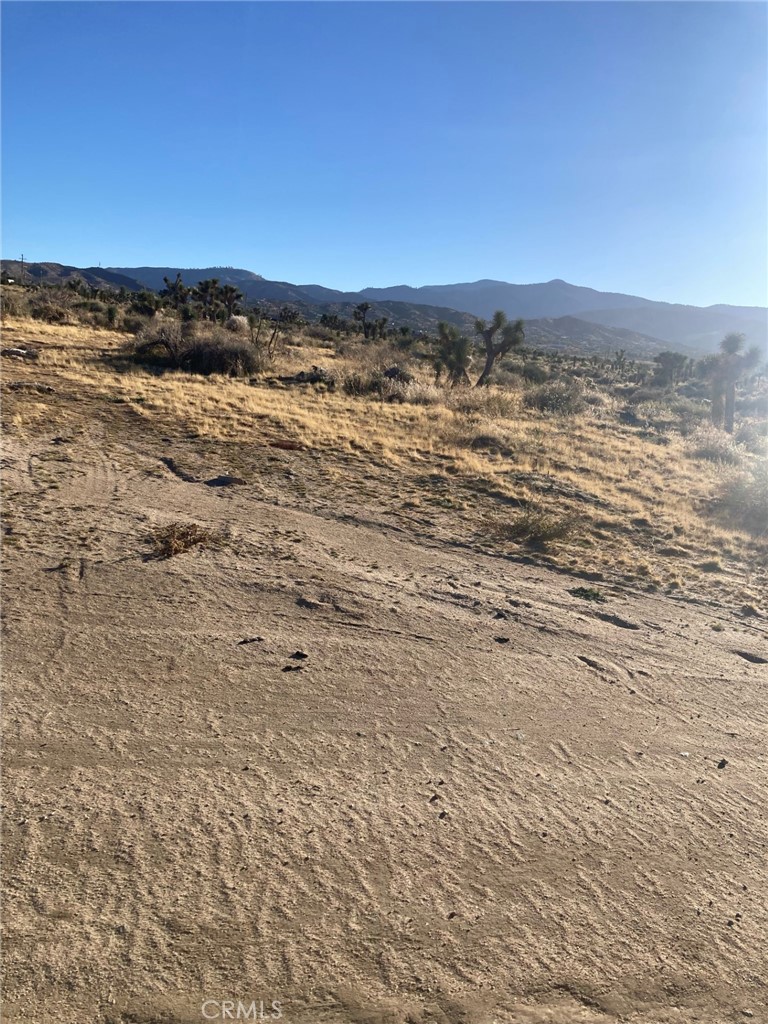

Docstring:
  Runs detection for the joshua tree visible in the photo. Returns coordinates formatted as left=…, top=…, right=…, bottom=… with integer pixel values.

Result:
left=434, top=322, right=473, bottom=386
left=220, top=284, right=243, bottom=318
left=161, top=274, right=190, bottom=311
left=652, top=350, right=689, bottom=387
left=711, top=332, right=763, bottom=433
left=353, top=302, right=372, bottom=339
left=369, top=316, right=389, bottom=341
left=473, top=310, right=525, bottom=386
left=193, top=278, right=222, bottom=321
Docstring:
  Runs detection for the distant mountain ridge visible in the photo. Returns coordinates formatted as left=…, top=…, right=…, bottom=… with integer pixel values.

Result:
left=107, top=267, right=765, bottom=353
left=355, top=279, right=767, bottom=352
left=5, top=260, right=765, bottom=357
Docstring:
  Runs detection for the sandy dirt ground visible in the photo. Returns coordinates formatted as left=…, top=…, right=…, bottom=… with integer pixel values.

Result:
left=2, top=404, right=768, bottom=1023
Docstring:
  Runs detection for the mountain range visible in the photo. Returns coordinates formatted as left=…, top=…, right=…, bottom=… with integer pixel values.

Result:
left=3, top=260, right=765, bottom=358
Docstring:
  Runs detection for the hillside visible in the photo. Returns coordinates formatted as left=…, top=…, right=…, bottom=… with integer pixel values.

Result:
left=7, top=261, right=767, bottom=357
left=2, top=315, right=767, bottom=1024
left=1, top=260, right=143, bottom=292
left=522, top=316, right=693, bottom=357
left=359, top=280, right=768, bottom=354
left=580, top=304, right=768, bottom=354
left=105, top=266, right=768, bottom=354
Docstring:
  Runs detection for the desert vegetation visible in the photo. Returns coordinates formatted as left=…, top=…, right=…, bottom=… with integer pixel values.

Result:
left=2, top=276, right=766, bottom=606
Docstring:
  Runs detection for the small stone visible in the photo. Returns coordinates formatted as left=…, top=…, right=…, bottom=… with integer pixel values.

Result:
left=717, top=758, right=728, bottom=769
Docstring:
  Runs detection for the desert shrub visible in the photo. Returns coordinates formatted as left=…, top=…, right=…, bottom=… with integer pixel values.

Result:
left=341, top=369, right=386, bottom=396
left=304, top=325, right=337, bottom=344
left=734, top=420, right=768, bottom=455
left=133, top=320, right=185, bottom=366
left=395, top=382, right=444, bottom=406
left=490, top=365, right=526, bottom=391
left=668, top=395, right=709, bottom=434
left=130, top=322, right=265, bottom=377
left=149, top=522, right=225, bottom=559
left=714, top=464, right=768, bottom=538
left=687, top=424, right=745, bottom=465
left=632, top=399, right=676, bottom=432
left=448, top=387, right=521, bottom=419
left=225, top=315, right=249, bottom=334
left=485, top=501, right=582, bottom=548
left=122, top=315, right=150, bottom=335
left=337, top=339, right=406, bottom=371
left=28, top=292, right=74, bottom=323
left=522, top=361, right=549, bottom=384
left=568, top=586, right=608, bottom=602
left=0, top=287, right=30, bottom=320
left=180, top=336, right=263, bottom=377
left=524, top=379, right=586, bottom=415
left=443, top=420, right=514, bottom=455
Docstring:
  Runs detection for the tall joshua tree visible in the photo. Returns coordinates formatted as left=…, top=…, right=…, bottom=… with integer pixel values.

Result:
left=193, top=278, right=222, bottom=321
left=353, top=302, right=372, bottom=339
left=713, top=332, right=763, bottom=433
left=434, top=322, right=473, bottom=386
left=474, top=310, right=525, bottom=386
left=161, top=274, right=190, bottom=311
left=220, top=284, right=243, bottom=318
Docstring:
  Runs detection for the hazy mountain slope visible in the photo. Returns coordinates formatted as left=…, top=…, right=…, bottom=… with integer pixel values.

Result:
left=107, top=266, right=267, bottom=292
left=1, top=260, right=143, bottom=292
left=359, top=280, right=768, bottom=353
left=522, top=316, right=693, bottom=357
left=359, top=278, right=658, bottom=319
left=707, top=303, right=767, bottom=322
left=580, top=305, right=768, bottom=354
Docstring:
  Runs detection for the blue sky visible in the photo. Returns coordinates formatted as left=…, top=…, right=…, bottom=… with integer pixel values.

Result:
left=2, top=1, right=766, bottom=306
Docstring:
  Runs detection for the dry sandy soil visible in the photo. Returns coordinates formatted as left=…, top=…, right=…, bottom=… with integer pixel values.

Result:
left=2, top=326, right=767, bottom=1024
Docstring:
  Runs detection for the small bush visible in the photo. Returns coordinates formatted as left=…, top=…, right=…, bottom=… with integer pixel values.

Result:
left=734, top=420, right=768, bottom=456
left=0, top=287, right=30, bottom=320
left=304, top=325, right=337, bottom=344
left=122, top=315, right=150, bottom=335
left=568, top=586, right=608, bottom=602
left=180, top=336, right=263, bottom=377
left=486, top=501, right=582, bottom=548
left=149, top=522, right=225, bottom=559
left=446, top=421, right=514, bottom=455
left=687, top=425, right=745, bottom=465
left=524, top=379, right=586, bottom=415
left=715, top=465, right=768, bottom=538
left=225, top=315, right=249, bottom=334
left=133, top=320, right=185, bottom=366
left=131, top=323, right=266, bottom=377
left=522, top=362, right=549, bottom=384
left=395, top=382, right=444, bottom=406
left=28, top=295, right=74, bottom=323
left=449, top=388, right=521, bottom=419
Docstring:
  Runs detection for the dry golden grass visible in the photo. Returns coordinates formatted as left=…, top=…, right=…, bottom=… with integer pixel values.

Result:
left=2, top=315, right=766, bottom=603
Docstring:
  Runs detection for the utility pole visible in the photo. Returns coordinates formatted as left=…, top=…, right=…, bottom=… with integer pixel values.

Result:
left=20, top=253, right=25, bottom=286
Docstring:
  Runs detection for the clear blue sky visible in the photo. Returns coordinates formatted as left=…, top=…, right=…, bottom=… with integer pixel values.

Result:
left=2, top=1, right=766, bottom=306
